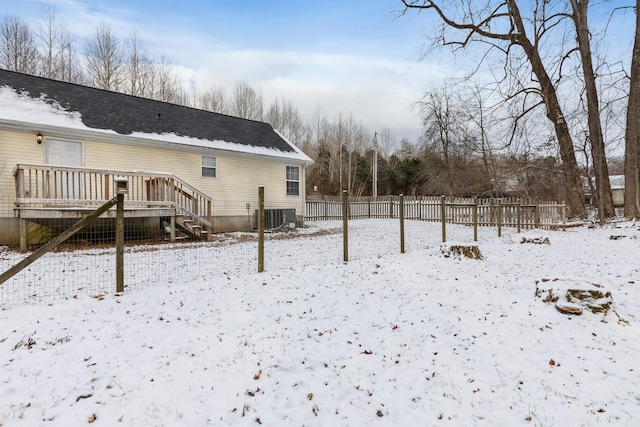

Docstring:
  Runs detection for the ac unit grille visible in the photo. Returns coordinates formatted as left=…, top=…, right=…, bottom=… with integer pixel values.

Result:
left=255, top=208, right=296, bottom=229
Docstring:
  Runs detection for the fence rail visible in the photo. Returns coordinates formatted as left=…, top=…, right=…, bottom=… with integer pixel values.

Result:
left=306, top=196, right=566, bottom=230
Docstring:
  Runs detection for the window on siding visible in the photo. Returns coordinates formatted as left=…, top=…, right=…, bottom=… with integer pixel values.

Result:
left=286, top=165, right=300, bottom=196
left=202, top=156, right=217, bottom=178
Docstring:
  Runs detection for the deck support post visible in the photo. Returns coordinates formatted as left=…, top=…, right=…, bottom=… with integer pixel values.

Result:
left=19, top=218, right=27, bottom=253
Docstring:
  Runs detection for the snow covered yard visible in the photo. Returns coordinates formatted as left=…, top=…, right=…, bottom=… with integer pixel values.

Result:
left=1, top=219, right=639, bottom=426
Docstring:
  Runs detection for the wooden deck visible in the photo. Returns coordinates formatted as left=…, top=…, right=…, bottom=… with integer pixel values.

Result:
left=13, top=164, right=213, bottom=249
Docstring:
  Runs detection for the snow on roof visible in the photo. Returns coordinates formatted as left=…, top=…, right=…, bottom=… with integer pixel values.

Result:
left=0, top=85, right=311, bottom=163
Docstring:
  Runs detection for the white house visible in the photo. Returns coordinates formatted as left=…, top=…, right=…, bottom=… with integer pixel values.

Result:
left=0, top=69, right=312, bottom=248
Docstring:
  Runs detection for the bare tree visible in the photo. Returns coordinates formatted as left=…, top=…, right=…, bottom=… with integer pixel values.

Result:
left=624, top=0, right=640, bottom=217
left=199, top=85, right=228, bottom=114
left=84, top=22, right=123, bottom=91
left=400, top=0, right=586, bottom=216
left=123, top=29, right=153, bottom=97
left=35, top=5, right=83, bottom=83
left=266, top=97, right=304, bottom=146
left=59, top=31, right=83, bottom=83
left=0, top=15, right=38, bottom=74
left=569, top=0, right=614, bottom=221
left=349, top=121, right=372, bottom=196
left=463, top=82, right=501, bottom=192
left=151, top=56, right=185, bottom=104
left=417, top=87, right=467, bottom=195
left=230, top=80, right=263, bottom=120
left=36, top=5, right=61, bottom=79
left=333, top=113, right=348, bottom=190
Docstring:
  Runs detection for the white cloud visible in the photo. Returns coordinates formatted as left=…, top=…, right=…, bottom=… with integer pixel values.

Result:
left=2, top=0, right=446, bottom=144
left=192, top=49, right=446, bottom=143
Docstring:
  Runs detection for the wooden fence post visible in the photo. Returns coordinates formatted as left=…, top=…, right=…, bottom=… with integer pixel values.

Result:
left=517, top=203, right=521, bottom=233
left=473, top=198, right=478, bottom=242
left=258, top=187, right=264, bottom=272
left=342, top=190, right=349, bottom=262
left=497, top=199, right=503, bottom=237
left=116, top=192, right=124, bottom=293
left=368, top=196, right=371, bottom=219
left=534, top=202, right=540, bottom=229
left=399, top=194, right=405, bottom=253
left=389, top=199, right=393, bottom=218
left=441, top=195, right=446, bottom=243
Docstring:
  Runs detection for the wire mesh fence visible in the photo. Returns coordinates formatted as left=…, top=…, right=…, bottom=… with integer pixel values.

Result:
left=0, top=193, right=566, bottom=309
left=0, top=196, right=315, bottom=308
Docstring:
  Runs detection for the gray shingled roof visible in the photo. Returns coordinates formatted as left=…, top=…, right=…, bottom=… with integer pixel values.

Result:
left=0, top=69, right=295, bottom=153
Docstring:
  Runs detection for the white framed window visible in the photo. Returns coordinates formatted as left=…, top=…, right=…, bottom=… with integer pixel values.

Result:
left=201, top=155, right=217, bottom=178
left=286, top=165, right=300, bottom=196
left=44, top=138, right=83, bottom=167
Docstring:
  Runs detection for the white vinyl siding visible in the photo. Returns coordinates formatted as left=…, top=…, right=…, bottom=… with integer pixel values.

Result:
left=0, top=128, right=306, bottom=218
left=201, top=155, right=217, bottom=178
left=286, top=165, right=300, bottom=196
left=0, top=131, right=46, bottom=216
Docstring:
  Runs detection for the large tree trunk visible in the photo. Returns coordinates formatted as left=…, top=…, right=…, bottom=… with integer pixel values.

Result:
left=624, top=0, right=640, bottom=218
left=570, top=0, right=614, bottom=221
left=507, top=1, right=585, bottom=217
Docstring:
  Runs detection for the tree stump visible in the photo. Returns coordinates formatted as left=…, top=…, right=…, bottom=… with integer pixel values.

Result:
left=442, top=245, right=483, bottom=260
left=536, top=279, right=613, bottom=316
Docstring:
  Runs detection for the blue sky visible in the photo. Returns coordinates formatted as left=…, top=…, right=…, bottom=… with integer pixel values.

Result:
left=5, top=1, right=634, bottom=148
left=2, top=0, right=446, bottom=144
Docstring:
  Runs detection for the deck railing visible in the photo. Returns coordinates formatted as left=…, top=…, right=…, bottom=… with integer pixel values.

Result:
left=13, top=163, right=212, bottom=230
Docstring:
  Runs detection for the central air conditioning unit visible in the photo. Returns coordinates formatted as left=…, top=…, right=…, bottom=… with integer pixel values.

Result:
left=255, top=208, right=296, bottom=229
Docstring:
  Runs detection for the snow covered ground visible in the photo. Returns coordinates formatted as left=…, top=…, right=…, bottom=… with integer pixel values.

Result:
left=1, top=219, right=639, bottom=426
